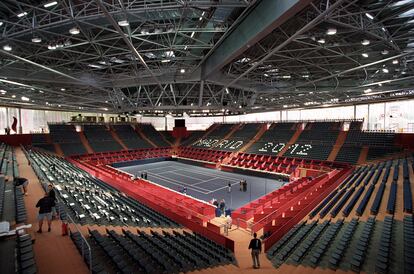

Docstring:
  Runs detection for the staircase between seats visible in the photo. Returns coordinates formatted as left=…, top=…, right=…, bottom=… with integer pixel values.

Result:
left=357, top=146, right=369, bottom=164
left=327, top=130, right=348, bottom=161
left=135, top=126, right=157, bottom=148
left=222, top=124, right=242, bottom=140
left=53, top=143, right=64, bottom=157
left=278, top=126, right=303, bottom=156
left=238, top=124, right=268, bottom=153
left=78, top=131, right=94, bottom=154
left=191, top=124, right=219, bottom=145
left=109, top=127, right=128, bottom=150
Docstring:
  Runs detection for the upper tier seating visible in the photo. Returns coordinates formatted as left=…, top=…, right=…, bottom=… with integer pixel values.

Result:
left=48, top=124, right=86, bottom=156
left=335, top=145, right=362, bottom=164
left=218, top=123, right=261, bottom=151
left=112, top=124, right=152, bottom=149
left=181, top=130, right=205, bottom=146
left=247, top=122, right=297, bottom=155
left=31, top=133, right=56, bottom=153
left=192, top=124, right=235, bottom=149
left=345, top=130, right=396, bottom=146
left=27, top=148, right=179, bottom=228
left=83, top=125, right=122, bottom=153
left=296, top=122, right=340, bottom=144
left=283, top=143, right=333, bottom=160
left=137, top=124, right=170, bottom=147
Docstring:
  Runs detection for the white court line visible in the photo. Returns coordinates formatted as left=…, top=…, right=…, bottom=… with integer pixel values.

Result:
left=176, top=167, right=243, bottom=181
left=205, top=181, right=243, bottom=194
left=167, top=170, right=214, bottom=182
left=147, top=172, right=211, bottom=194
left=191, top=177, right=223, bottom=186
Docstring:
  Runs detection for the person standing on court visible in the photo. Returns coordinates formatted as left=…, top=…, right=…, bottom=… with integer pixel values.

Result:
left=248, top=232, right=262, bottom=269
left=227, top=182, right=232, bottom=193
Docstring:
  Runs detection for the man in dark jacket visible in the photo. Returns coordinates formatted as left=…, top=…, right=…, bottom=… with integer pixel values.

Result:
left=48, top=184, right=57, bottom=218
left=248, top=232, right=262, bottom=269
left=36, top=192, right=54, bottom=233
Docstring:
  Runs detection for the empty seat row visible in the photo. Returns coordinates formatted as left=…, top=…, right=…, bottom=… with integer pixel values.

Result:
left=375, top=216, right=393, bottom=273
left=350, top=217, right=376, bottom=271
left=27, top=148, right=179, bottom=228
left=328, top=218, right=359, bottom=268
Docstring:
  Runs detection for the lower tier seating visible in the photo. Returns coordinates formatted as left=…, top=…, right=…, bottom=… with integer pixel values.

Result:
left=27, top=148, right=180, bottom=228
left=71, top=229, right=235, bottom=274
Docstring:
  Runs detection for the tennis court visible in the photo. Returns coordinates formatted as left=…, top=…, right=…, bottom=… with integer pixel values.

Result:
left=116, top=160, right=286, bottom=209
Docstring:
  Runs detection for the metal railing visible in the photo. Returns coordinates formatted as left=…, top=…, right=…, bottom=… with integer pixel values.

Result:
left=65, top=213, right=93, bottom=274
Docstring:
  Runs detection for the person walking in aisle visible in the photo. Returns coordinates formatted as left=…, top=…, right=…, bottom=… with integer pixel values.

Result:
left=248, top=233, right=262, bottom=269
left=35, top=192, right=54, bottom=233
left=47, top=184, right=57, bottom=219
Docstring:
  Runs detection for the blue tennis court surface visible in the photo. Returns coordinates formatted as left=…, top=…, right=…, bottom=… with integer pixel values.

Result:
left=116, top=160, right=285, bottom=209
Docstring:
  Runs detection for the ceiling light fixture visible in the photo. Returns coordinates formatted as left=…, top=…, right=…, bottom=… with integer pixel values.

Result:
left=118, top=20, right=129, bottom=27
left=180, top=68, right=185, bottom=73
left=17, top=12, right=28, bottom=18
left=3, top=45, right=12, bottom=51
left=362, top=53, right=369, bottom=58
left=21, top=96, right=30, bottom=101
left=161, top=59, right=170, bottom=63
left=43, top=1, right=58, bottom=8
left=392, top=59, right=399, bottom=64
left=381, top=49, right=389, bottom=55
left=365, top=13, right=374, bottom=20
left=364, top=88, right=372, bottom=93
left=31, top=37, right=42, bottom=43
left=69, top=27, right=80, bottom=35
left=317, top=38, right=325, bottom=44
left=0, top=90, right=6, bottom=94
left=361, top=39, right=370, bottom=45
left=326, top=27, right=337, bottom=35
left=190, top=31, right=195, bottom=38
left=12, top=95, right=16, bottom=98
left=382, top=68, right=389, bottom=73
left=0, top=22, right=4, bottom=27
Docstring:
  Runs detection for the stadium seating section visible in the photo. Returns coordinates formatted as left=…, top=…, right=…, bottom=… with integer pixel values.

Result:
left=112, top=124, right=152, bottom=149
left=266, top=155, right=414, bottom=273
left=49, top=124, right=87, bottom=156
left=71, top=228, right=235, bottom=274
left=83, top=125, right=123, bottom=153
left=136, top=124, right=170, bottom=147
left=27, top=149, right=180, bottom=228
left=246, top=122, right=297, bottom=155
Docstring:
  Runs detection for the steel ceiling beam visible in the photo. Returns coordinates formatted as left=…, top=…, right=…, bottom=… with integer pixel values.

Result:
left=201, top=0, right=313, bottom=79
left=95, top=0, right=170, bottom=102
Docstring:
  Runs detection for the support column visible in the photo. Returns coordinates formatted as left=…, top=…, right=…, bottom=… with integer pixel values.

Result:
left=18, top=108, right=22, bottom=134
left=6, top=107, right=9, bottom=128
left=367, top=104, right=370, bottom=130
left=198, top=80, right=204, bottom=107
left=353, top=105, right=356, bottom=119
left=165, top=116, right=168, bottom=131
left=383, top=102, right=386, bottom=130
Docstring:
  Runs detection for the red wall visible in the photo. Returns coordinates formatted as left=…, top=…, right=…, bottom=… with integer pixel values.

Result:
left=0, top=134, right=32, bottom=146
left=395, top=133, right=414, bottom=149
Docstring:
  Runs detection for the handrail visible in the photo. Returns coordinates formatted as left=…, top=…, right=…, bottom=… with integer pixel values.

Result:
left=65, top=213, right=93, bottom=274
